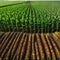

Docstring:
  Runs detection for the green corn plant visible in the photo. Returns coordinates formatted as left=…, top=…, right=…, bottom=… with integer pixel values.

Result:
left=0, top=2, right=60, bottom=33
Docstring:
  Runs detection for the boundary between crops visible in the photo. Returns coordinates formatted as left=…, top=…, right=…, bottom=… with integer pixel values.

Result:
left=0, top=2, right=26, bottom=8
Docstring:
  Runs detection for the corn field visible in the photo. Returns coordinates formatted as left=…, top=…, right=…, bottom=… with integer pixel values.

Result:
left=0, top=2, right=60, bottom=33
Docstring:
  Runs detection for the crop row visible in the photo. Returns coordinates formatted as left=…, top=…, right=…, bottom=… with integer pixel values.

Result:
left=0, top=32, right=60, bottom=60
left=0, top=3, right=60, bottom=33
left=0, top=2, right=60, bottom=33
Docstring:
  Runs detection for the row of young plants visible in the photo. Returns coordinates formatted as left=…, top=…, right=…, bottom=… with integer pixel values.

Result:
left=32, top=5, right=60, bottom=33
left=0, top=2, right=60, bottom=33
left=0, top=3, right=28, bottom=32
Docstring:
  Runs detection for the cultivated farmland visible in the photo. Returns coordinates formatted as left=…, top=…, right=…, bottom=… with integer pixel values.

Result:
left=0, top=32, right=60, bottom=60
left=0, top=1, right=60, bottom=60
left=0, top=1, right=60, bottom=33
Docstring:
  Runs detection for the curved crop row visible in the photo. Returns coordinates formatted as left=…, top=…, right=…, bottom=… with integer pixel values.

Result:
left=0, top=32, right=60, bottom=60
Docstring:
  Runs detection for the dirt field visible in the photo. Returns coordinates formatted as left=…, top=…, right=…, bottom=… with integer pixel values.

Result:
left=0, top=32, right=60, bottom=60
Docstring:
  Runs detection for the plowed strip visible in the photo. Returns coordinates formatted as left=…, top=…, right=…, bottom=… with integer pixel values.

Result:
left=32, top=34, right=36, bottom=60
left=0, top=32, right=60, bottom=60
left=36, top=34, right=45, bottom=60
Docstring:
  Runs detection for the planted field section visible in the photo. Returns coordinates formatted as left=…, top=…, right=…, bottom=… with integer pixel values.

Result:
left=0, top=1, right=23, bottom=7
left=0, top=1, right=60, bottom=33
left=0, top=32, right=60, bottom=60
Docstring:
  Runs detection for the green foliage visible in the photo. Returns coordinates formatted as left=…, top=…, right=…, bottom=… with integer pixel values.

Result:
left=0, top=2, right=60, bottom=33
